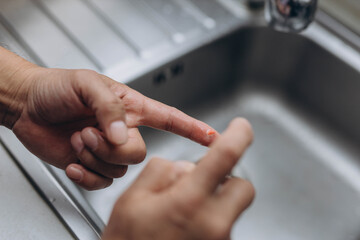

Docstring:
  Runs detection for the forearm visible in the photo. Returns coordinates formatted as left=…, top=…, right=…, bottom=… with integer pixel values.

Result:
left=0, top=47, right=36, bottom=128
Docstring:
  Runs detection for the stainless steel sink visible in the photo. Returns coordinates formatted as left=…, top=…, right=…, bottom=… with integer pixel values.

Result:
left=80, top=22, right=360, bottom=240
left=1, top=2, right=360, bottom=239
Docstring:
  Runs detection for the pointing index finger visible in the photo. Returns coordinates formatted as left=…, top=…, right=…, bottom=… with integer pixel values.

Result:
left=140, top=97, right=219, bottom=146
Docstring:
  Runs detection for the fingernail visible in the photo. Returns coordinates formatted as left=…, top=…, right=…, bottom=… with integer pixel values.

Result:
left=110, top=121, right=128, bottom=145
left=84, top=130, right=98, bottom=150
left=67, top=166, right=83, bottom=182
left=72, top=135, right=84, bottom=154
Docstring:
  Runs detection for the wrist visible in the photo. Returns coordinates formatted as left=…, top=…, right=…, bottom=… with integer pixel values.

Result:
left=0, top=47, right=39, bottom=128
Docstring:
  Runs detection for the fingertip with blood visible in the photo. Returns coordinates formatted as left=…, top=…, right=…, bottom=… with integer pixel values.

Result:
left=206, top=128, right=220, bottom=142
left=206, top=129, right=217, bottom=136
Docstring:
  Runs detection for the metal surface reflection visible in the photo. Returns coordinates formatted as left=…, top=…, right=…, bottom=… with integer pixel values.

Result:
left=266, top=0, right=318, bottom=32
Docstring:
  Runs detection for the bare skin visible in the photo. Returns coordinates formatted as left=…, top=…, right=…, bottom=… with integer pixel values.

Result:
left=0, top=47, right=218, bottom=190
left=1, top=47, right=255, bottom=239
left=103, top=118, right=255, bottom=240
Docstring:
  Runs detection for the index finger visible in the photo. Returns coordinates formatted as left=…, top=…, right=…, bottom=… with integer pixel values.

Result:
left=99, top=75, right=218, bottom=146
left=140, top=96, right=219, bottom=146
left=190, top=118, right=253, bottom=194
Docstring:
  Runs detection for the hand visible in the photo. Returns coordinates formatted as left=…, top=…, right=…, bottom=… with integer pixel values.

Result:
left=102, top=118, right=255, bottom=240
left=10, top=66, right=218, bottom=190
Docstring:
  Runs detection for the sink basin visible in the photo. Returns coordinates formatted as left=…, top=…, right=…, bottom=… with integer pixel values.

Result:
left=76, top=22, right=360, bottom=240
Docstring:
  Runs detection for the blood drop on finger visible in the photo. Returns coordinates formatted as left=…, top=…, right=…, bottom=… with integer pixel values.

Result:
left=206, top=129, right=216, bottom=136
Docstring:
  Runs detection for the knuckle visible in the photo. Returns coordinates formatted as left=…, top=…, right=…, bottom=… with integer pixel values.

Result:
left=185, top=192, right=204, bottom=208
left=186, top=195, right=204, bottom=213
left=145, top=157, right=176, bottom=178
left=85, top=178, right=100, bottom=191
left=78, top=151, right=93, bottom=166
left=72, top=69, right=99, bottom=86
left=95, top=146, right=111, bottom=163
left=110, top=144, right=146, bottom=165
left=241, top=180, right=256, bottom=203
left=109, top=83, right=127, bottom=97
left=85, top=177, right=112, bottom=191
left=148, top=157, right=167, bottom=168
left=164, top=107, right=178, bottom=132
left=103, top=150, right=120, bottom=164
left=130, top=154, right=146, bottom=165
left=82, top=127, right=94, bottom=135
left=101, top=99, right=124, bottom=114
left=131, top=145, right=147, bottom=164
left=112, top=166, right=128, bottom=178
left=82, top=183, right=98, bottom=191
left=206, top=220, right=231, bottom=240
left=105, top=178, right=114, bottom=188
left=103, top=156, right=119, bottom=165
left=172, top=192, right=205, bottom=219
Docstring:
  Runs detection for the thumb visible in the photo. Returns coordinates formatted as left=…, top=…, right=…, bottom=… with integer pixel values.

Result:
left=73, top=71, right=128, bottom=145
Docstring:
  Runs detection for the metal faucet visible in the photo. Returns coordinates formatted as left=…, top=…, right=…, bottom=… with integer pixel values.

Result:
left=264, top=0, right=318, bottom=32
